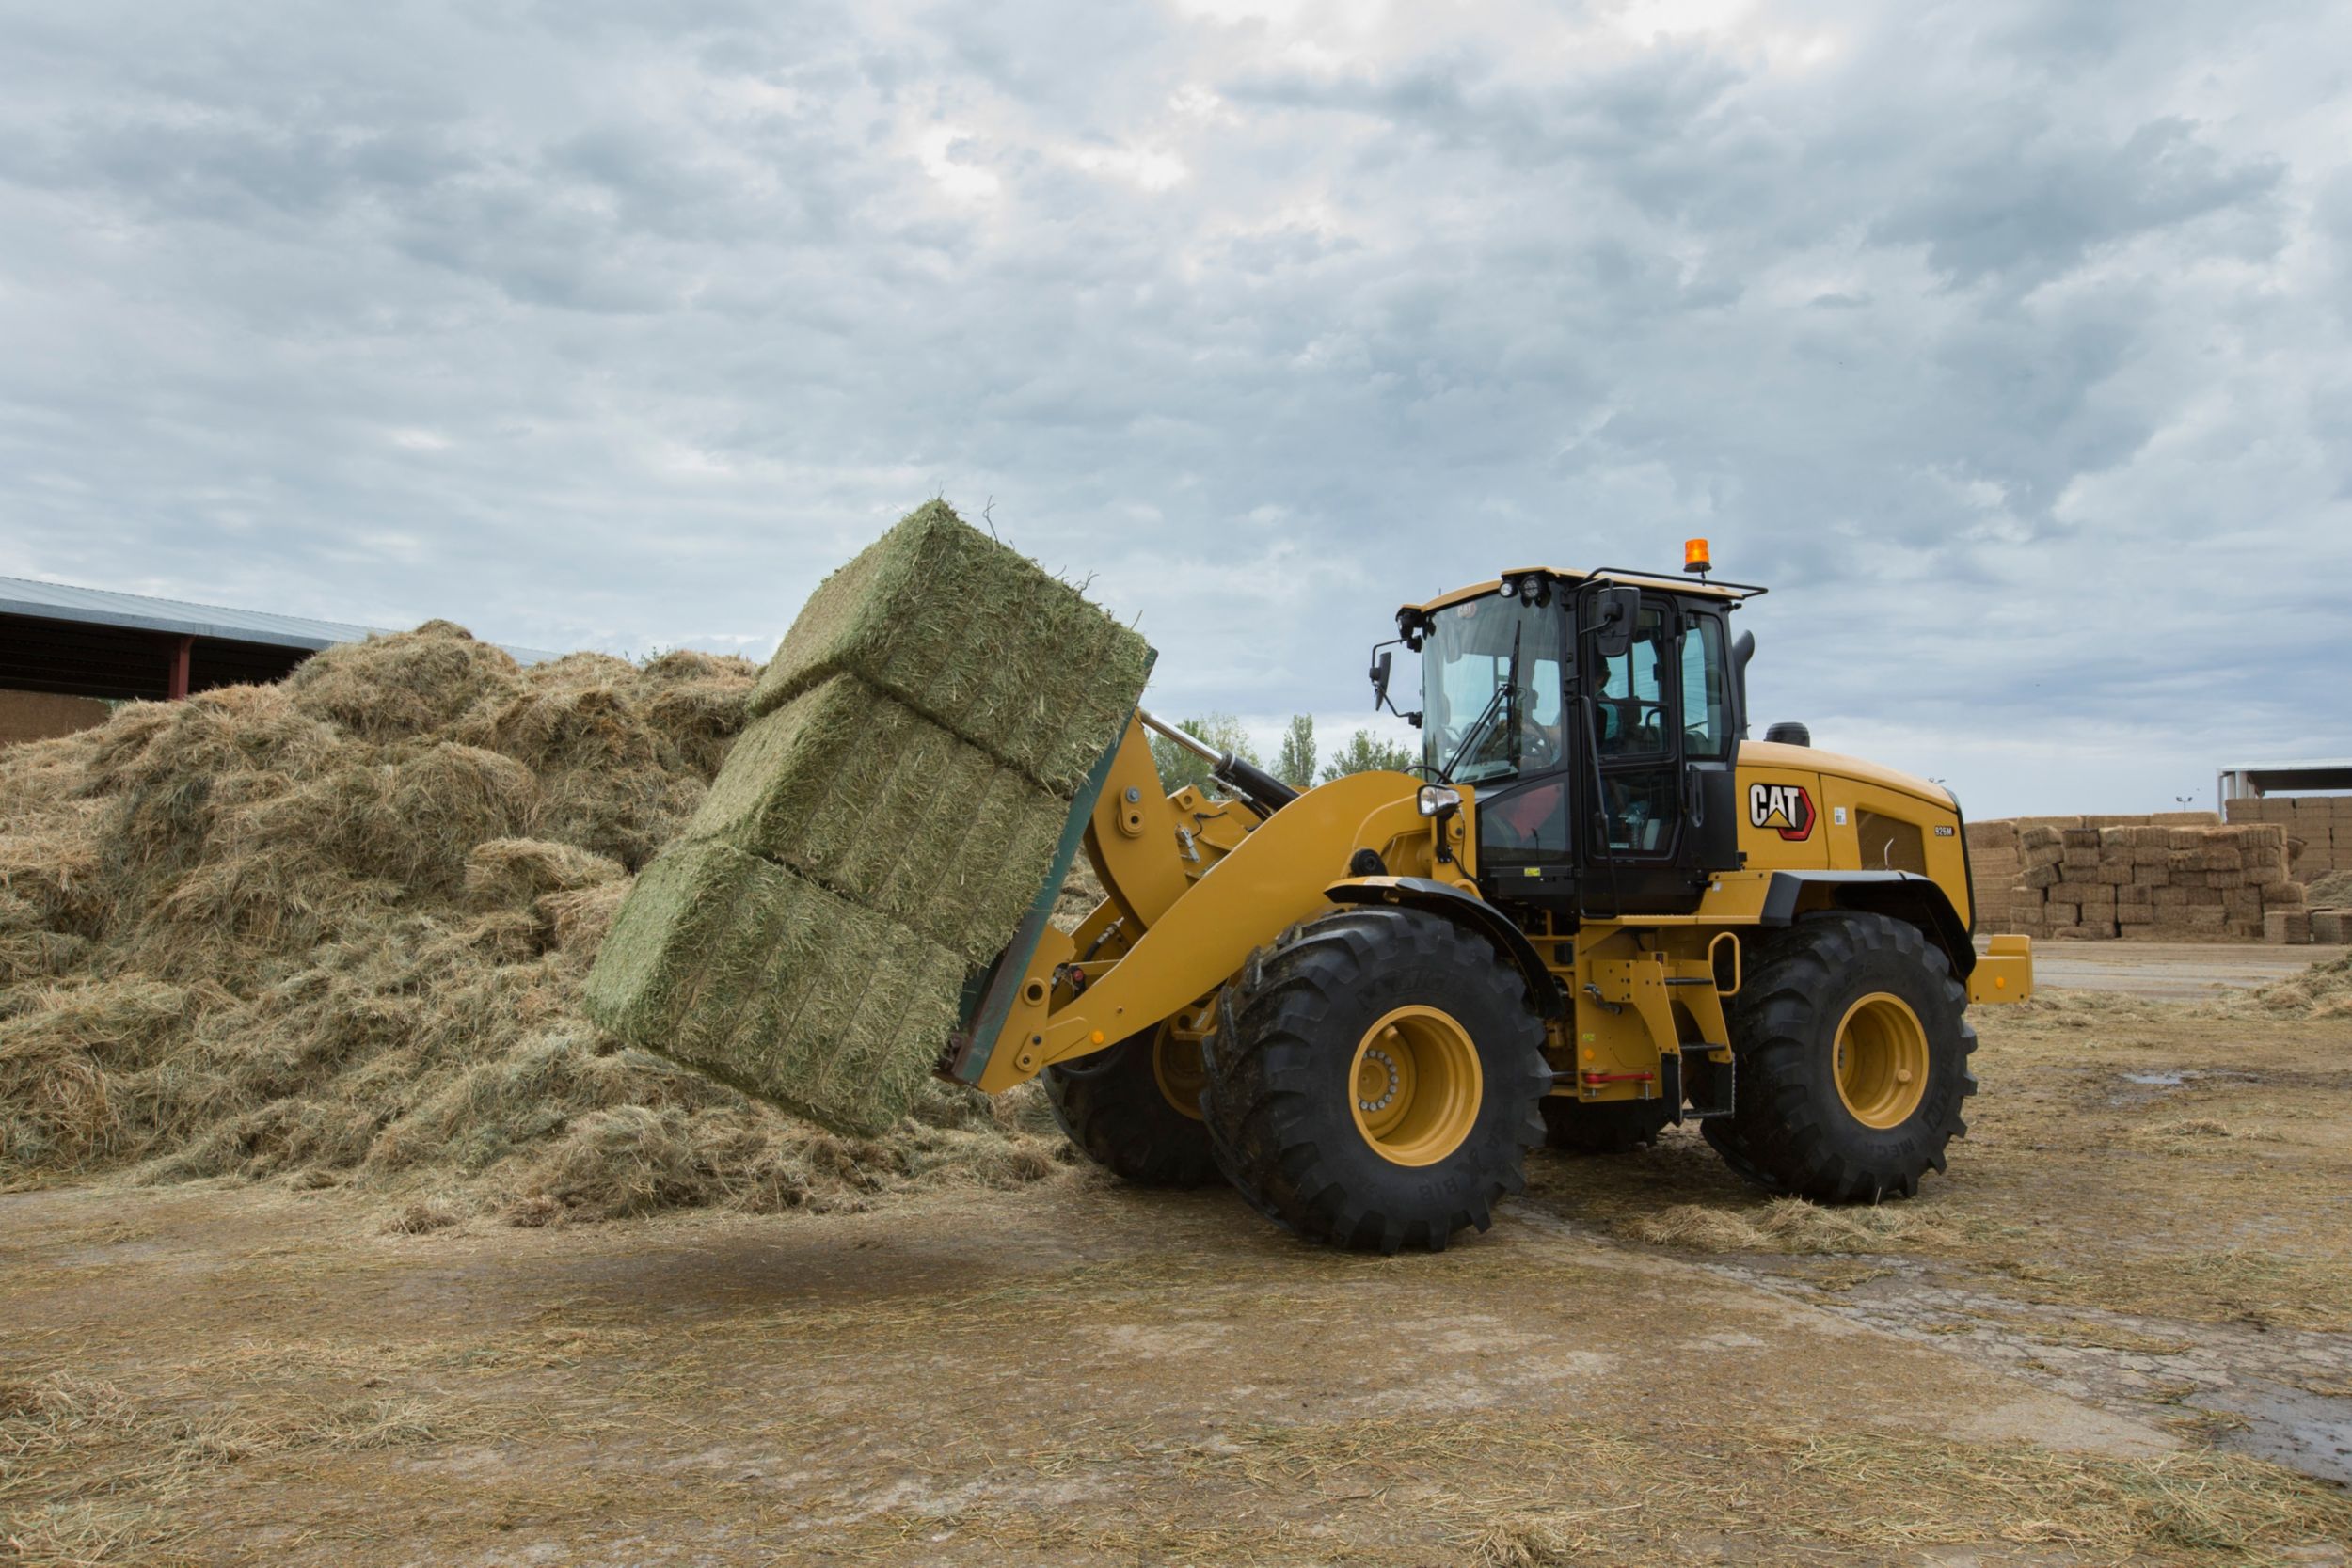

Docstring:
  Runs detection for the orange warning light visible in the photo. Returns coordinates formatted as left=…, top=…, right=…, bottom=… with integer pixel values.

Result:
left=1683, top=538, right=1711, bottom=575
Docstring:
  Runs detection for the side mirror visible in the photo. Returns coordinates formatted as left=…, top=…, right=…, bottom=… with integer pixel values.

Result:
left=1370, top=648, right=1392, bottom=710
left=1592, top=586, right=1642, bottom=660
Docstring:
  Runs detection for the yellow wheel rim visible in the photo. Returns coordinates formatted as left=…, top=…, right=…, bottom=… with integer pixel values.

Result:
left=1347, top=1006, right=1483, bottom=1167
left=1152, top=1030, right=1206, bottom=1122
left=1834, top=992, right=1930, bottom=1130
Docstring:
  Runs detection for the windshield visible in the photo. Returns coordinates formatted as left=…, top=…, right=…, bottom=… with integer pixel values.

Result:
left=1422, top=594, right=1565, bottom=784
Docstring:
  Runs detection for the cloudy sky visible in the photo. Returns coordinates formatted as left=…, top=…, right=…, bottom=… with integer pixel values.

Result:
left=3, top=0, right=2347, bottom=816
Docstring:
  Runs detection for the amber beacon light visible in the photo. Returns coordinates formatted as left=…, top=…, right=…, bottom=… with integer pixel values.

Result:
left=1683, top=537, right=1711, bottom=576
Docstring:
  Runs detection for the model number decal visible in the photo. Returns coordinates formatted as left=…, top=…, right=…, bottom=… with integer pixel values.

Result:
left=1934, top=825, right=1956, bottom=837
left=1749, top=783, right=1816, bottom=842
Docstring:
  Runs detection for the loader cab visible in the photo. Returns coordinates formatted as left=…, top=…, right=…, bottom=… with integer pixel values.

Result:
left=1398, top=568, right=1758, bottom=920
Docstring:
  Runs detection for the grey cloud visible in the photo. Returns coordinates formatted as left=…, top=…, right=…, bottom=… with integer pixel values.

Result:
left=0, top=0, right=2345, bottom=816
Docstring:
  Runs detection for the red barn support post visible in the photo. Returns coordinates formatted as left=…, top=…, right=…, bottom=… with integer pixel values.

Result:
left=166, top=635, right=192, bottom=700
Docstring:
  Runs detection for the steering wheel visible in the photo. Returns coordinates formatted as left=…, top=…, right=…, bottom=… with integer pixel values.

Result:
left=1520, top=723, right=1562, bottom=770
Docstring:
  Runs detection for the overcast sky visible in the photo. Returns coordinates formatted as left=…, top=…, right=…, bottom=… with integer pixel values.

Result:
left=3, top=0, right=2347, bottom=816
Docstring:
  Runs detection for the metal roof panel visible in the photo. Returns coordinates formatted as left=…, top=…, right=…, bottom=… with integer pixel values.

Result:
left=0, top=576, right=557, bottom=665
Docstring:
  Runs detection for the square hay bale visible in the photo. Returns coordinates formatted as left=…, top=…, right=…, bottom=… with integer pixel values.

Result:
left=2269, top=881, right=2307, bottom=909
left=1965, top=819, right=2018, bottom=851
left=749, top=500, right=1152, bottom=797
left=2118, top=882, right=2152, bottom=905
left=2095, top=863, right=2133, bottom=885
left=2097, top=826, right=2133, bottom=854
left=2023, top=862, right=2060, bottom=890
left=2151, top=810, right=2219, bottom=826
left=582, top=841, right=966, bottom=1136
left=2018, top=824, right=2063, bottom=854
left=2153, top=885, right=2192, bottom=908
left=2312, top=909, right=2351, bottom=945
left=2117, top=901, right=2155, bottom=925
left=2132, top=845, right=2169, bottom=866
left=2184, top=907, right=2227, bottom=931
left=2061, top=827, right=2102, bottom=849
left=682, top=673, right=1066, bottom=962
left=2061, top=847, right=2100, bottom=870
left=2046, top=901, right=2080, bottom=926
left=2262, top=910, right=2307, bottom=943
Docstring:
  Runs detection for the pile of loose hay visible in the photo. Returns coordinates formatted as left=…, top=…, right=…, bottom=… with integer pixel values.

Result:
left=588, top=500, right=1152, bottom=1134
left=2242, top=951, right=2352, bottom=1019
left=0, top=622, right=1063, bottom=1221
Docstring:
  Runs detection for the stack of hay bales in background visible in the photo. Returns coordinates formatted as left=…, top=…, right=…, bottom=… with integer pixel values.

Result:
left=585, top=501, right=1152, bottom=1136
left=2224, top=797, right=2352, bottom=944
left=1968, top=813, right=2311, bottom=942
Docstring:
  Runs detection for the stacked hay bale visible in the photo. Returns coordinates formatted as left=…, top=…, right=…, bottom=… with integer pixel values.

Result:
left=584, top=501, right=1152, bottom=1137
left=1970, top=813, right=2309, bottom=942
left=2225, top=795, right=2352, bottom=883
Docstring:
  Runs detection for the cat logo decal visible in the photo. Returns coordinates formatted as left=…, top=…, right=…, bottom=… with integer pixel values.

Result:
left=1749, top=783, right=1815, bottom=842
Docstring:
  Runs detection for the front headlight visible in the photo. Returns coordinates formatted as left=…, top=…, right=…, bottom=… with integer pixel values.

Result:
left=1417, top=784, right=1463, bottom=817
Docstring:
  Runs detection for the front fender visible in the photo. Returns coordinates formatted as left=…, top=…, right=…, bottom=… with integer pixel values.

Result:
left=1324, top=876, right=1565, bottom=1020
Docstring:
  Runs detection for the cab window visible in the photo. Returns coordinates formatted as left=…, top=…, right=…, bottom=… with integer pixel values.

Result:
left=1681, top=615, right=1730, bottom=761
left=1594, top=609, right=1670, bottom=757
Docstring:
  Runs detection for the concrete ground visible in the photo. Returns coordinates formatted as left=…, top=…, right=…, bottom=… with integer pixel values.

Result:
left=2014, top=939, right=2351, bottom=1002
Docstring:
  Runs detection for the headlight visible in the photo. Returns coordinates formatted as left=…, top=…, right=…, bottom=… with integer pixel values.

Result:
left=1417, top=784, right=1463, bottom=817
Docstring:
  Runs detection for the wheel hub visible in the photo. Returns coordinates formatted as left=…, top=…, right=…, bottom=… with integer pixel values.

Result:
left=1833, top=992, right=1931, bottom=1130
left=1346, top=1006, right=1483, bottom=1168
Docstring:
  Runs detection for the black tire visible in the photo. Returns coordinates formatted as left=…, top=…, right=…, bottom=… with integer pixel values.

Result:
left=1540, top=1096, right=1674, bottom=1153
left=1200, top=908, right=1550, bottom=1253
left=1713, top=911, right=1977, bottom=1202
left=1700, top=1116, right=1782, bottom=1191
left=1044, top=1026, right=1221, bottom=1187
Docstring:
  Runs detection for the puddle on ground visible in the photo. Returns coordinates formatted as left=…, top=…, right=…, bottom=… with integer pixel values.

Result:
left=2205, top=1379, right=2352, bottom=1486
left=2106, top=1067, right=2265, bottom=1106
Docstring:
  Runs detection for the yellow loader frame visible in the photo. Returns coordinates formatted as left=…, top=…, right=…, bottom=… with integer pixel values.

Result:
left=942, top=713, right=2031, bottom=1101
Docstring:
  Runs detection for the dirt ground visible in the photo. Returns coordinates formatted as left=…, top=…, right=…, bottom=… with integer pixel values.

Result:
left=6, top=949, right=2351, bottom=1567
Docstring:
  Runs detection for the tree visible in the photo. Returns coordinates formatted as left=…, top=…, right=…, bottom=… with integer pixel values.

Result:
left=1318, top=729, right=1418, bottom=784
left=1149, top=713, right=1260, bottom=795
left=1275, top=714, right=1317, bottom=791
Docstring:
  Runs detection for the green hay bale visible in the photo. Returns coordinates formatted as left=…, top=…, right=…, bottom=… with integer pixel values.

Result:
left=683, top=675, right=1066, bottom=962
left=747, top=500, right=1152, bottom=797
left=582, top=842, right=965, bottom=1136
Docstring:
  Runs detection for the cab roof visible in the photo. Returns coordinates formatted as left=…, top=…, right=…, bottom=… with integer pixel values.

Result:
left=1401, top=565, right=1764, bottom=618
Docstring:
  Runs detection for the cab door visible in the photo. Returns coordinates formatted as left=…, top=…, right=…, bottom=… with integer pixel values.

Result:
left=1578, top=597, right=1688, bottom=912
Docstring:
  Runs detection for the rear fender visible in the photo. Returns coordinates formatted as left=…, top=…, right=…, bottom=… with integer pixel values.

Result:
left=1762, top=870, right=1975, bottom=980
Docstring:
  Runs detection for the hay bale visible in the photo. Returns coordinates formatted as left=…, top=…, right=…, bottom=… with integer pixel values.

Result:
left=748, top=501, right=1152, bottom=797
left=582, top=842, right=965, bottom=1135
left=684, top=675, right=1066, bottom=962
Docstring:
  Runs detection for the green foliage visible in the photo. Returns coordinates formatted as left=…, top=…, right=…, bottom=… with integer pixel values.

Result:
left=1275, top=714, right=1317, bottom=791
left=1319, top=728, right=1418, bottom=784
left=1150, top=713, right=1260, bottom=795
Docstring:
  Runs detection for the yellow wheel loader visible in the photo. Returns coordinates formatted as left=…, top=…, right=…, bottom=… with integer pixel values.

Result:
left=941, top=553, right=2033, bottom=1253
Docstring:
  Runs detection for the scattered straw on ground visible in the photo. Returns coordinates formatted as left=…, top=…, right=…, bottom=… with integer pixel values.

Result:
left=0, top=625, right=1066, bottom=1224
left=1619, top=1195, right=1952, bottom=1255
